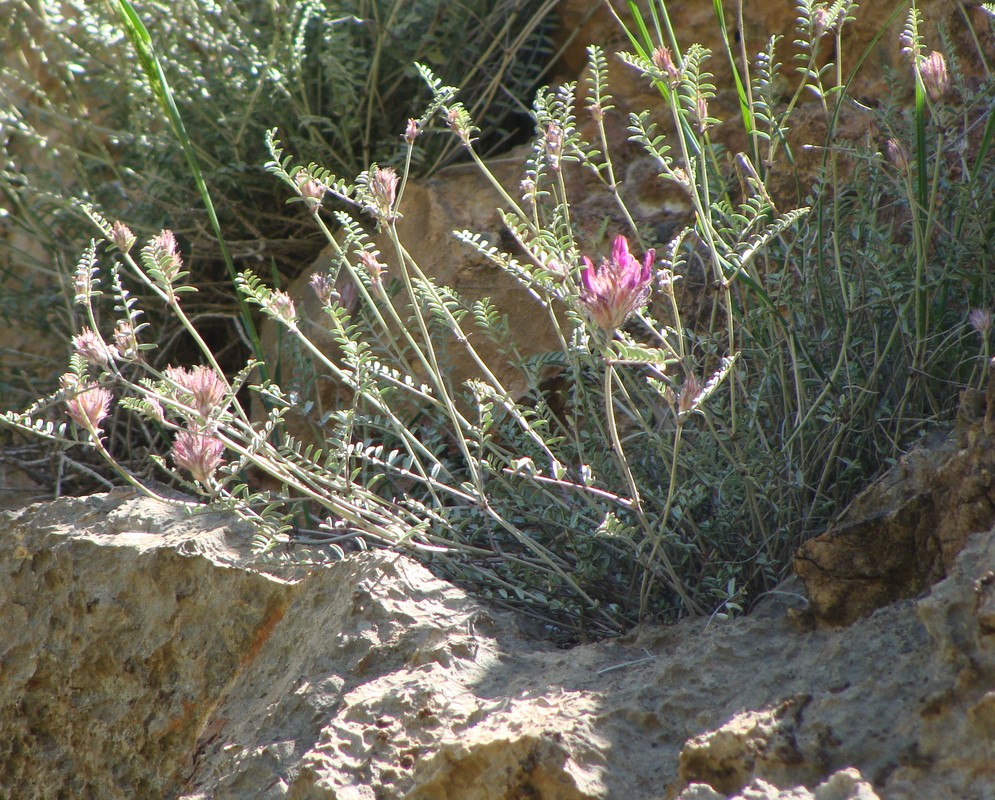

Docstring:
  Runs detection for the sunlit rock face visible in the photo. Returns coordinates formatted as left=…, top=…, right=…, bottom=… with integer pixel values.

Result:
left=4, top=489, right=995, bottom=799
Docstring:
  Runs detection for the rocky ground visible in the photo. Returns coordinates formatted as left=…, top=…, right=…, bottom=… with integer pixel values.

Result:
left=2, top=448, right=995, bottom=799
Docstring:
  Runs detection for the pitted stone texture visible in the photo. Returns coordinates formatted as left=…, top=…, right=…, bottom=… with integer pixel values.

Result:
left=5, top=491, right=995, bottom=799
left=0, top=490, right=295, bottom=800
left=677, top=768, right=880, bottom=800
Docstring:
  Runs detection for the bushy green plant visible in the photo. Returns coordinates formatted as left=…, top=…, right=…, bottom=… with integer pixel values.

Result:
left=5, top=0, right=994, bottom=638
left=0, top=0, right=556, bottom=409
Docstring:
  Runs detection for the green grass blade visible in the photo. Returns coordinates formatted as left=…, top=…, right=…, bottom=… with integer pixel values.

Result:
left=712, top=0, right=755, bottom=141
left=112, top=0, right=267, bottom=370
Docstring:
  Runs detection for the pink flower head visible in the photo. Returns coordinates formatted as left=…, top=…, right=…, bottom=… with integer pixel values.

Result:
left=652, top=45, right=682, bottom=88
left=66, top=384, right=113, bottom=432
left=579, top=235, right=655, bottom=331
left=171, top=430, right=225, bottom=485
left=71, top=328, right=117, bottom=367
left=164, top=365, right=227, bottom=420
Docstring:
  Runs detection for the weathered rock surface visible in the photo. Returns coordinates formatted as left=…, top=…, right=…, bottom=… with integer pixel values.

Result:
left=3, top=488, right=995, bottom=799
left=796, top=371, right=995, bottom=627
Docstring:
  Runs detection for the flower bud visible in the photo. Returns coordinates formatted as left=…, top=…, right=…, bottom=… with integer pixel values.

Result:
left=677, top=373, right=701, bottom=417
left=652, top=46, right=681, bottom=87
left=446, top=106, right=476, bottom=147
left=295, top=173, right=326, bottom=213
left=546, top=123, right=564, bottom=171
left=919, top=51, right=950, bottom=103
left=144, top=230, right=185, bottom=298
left=111, top=221, right=136, bottom=254
left=359, top=250, right=387, bottom=286
left=369, top=166, right=398, bottom=223
left=695, top=94, right=711, bottom=134
left=309, top=272, right=335, bottom=305
left=113, top=320, right=140, bottom=362
left=885, top=138, right=909, bottom=172
left=404, top=118, right=420, bottom=145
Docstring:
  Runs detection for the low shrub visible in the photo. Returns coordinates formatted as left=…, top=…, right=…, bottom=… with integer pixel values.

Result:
left=4, top=0, right=994, bottom=637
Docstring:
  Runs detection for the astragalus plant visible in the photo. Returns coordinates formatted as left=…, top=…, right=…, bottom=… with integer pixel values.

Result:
left=3, top=13, right=810, bottom=637
left=9, top=0, right=989, bottom=638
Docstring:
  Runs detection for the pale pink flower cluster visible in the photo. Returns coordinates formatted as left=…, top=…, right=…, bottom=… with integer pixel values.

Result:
left=64, top=380, right=113, bottom=433
left=171, top=430, right=225, bottom=486
left=162, top=365, right=228, bottom=485
left=260, top=289, right=297, bottom=325
left=164, top=365, right=227, bottom=421
left=111, top=221, right=136, bottom=254
left=72, top=328, right=117, bottom=368
left=71, top=322, right=142, bottom=367
left=651, top=46, right=681, bottom=88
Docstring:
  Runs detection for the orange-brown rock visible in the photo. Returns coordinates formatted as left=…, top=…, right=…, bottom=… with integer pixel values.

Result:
left=796, top=361, right=995, bottom=627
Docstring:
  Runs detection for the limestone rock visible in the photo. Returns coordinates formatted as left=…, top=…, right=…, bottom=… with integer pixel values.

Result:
left=677, top=767, right=880, bottom=800
left=796, top=367, right=995, bottom=627
left=678, top=698, right=823, bottom=795
left=0, top=490, right=297, bottom=799
left=4, top=488, right=995, bottom=798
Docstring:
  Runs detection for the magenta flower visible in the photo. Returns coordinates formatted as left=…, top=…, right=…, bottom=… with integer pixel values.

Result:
left=172, top=430, right=225, bottom=485
left=579, top=235, right=655, bottom=331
